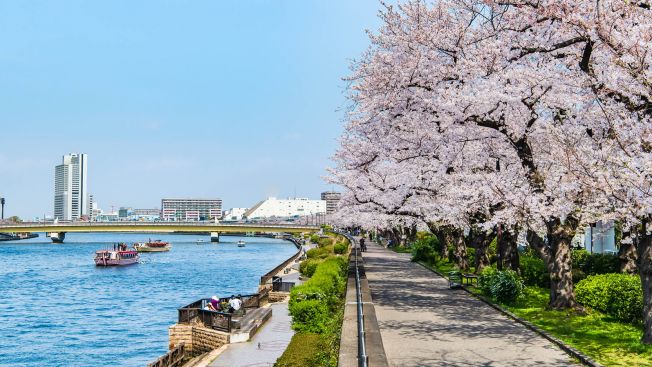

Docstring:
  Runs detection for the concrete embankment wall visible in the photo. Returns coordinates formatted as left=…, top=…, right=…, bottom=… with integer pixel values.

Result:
left=169, top=324, right=230, bottom=355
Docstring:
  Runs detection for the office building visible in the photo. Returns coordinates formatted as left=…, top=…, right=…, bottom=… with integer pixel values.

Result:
left=161, top=198, right=222, bottom=221
left=54, top=153, right=88, bottom=221
left=243, top=197, right=326, bottom=219
left=320, top=191, right=342, bottom=214
left=87, top=195, right=99, bottom=221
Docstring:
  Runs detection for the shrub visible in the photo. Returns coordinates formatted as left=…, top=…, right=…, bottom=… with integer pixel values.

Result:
left=307, top=247, right=330, bottom=259
left=300, top=259, right=322, bottom=277
left=519, top=256, right=549, bottom=287
left=490, top=270, right=524, bottom=303
left=576, top=274, right=643, bottom=323
left=572, top=249, right=590, bottom=270
left=478, top=267, right=524, bottom=304
left=478, top=267, right=498, bottom=293
left=572, top=268, right=587, bottom=284
left=318, top=237, right=334, bottom=248
left=333, top=242, right=348, bottom=254
left=411, top=239, right=436, bottom=263
left=310, top=234, right=321, bottom=244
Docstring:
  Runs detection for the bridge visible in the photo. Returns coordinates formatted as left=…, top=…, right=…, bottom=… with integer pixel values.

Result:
left=0, top=222, right=320, bottom=243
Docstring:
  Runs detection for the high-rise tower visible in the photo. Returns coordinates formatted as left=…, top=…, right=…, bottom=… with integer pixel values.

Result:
left=54, top=153, right=88, bottom=221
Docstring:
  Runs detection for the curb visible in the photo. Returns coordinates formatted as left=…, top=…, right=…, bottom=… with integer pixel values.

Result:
left=416, top=262, right=603, bottom=367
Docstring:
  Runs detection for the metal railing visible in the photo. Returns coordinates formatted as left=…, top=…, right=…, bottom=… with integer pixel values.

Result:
left=339, top=232, right=368, bottom=367
left=0, top=221, right=318, bottom=229
left=177, top=293, right=264, bottom=332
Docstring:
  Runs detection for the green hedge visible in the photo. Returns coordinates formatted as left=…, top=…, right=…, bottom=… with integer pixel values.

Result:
left=306, top=247, right=331, bottom=260
left=299, top=259, right=323, bottom=277
left=275, top=333, right=324, bottom=367
left=572, top=249, right=620, bottom=275
left=575, top=274, right=643, bottom=323
left=289, top=256, right=348, bottom=333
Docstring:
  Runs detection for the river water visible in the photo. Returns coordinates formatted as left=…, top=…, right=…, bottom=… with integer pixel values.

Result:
left=0, top=232, right=297, bottom=367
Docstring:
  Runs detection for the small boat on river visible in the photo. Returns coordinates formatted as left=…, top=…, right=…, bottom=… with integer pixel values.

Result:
left=134, top=239, right=171, bottom=252
left=237, top=240, right=246, bottom=247
left=94, top=243, right=139, bottom=266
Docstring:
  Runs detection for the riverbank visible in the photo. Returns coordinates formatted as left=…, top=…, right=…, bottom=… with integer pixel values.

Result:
left=152, top=234, right=311, bottom=367
left=0, top=233, right=298, bottom=367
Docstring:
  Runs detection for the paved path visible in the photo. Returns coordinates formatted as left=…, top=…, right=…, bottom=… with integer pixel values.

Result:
left=210, top=303, right=293, bottom=367
left=363, top=241, right=577, bottom=367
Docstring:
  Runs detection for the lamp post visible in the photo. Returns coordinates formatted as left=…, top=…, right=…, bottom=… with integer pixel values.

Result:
left=0, top=197, right=4, bottom=220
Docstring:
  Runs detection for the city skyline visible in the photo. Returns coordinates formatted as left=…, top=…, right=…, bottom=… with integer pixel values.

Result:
left=0, top=1, right=386, bottom=219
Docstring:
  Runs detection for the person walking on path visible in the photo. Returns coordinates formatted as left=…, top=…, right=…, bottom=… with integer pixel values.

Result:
left=359, top=238, right=576, bottom=366
left=359, top=237, right=367, bottom=252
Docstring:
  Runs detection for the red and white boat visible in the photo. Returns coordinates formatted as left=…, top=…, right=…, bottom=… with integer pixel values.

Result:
left=94, top=243, right=140, bottom=266
left=133, top=239, right=171, bottom=252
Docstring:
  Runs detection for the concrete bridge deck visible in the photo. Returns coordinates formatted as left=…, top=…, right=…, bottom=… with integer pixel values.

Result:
left=0, top=222, right=319, bottom=243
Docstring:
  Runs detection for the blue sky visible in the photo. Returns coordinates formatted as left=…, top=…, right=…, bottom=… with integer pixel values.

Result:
left=0, top=1, right=386, bottom=219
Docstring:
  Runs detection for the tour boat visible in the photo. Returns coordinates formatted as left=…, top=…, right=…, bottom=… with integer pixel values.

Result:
left=237, top=240, right=246, bottom=247
left=94, top=244, right=140, bottom=266
left=133, top=239, right=171, bottom=252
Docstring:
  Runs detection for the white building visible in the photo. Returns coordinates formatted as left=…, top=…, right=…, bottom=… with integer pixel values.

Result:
left=223, top=208, right=249, bottom=221
left=54, top=153, right=88, bottom=221
left=243, top=197, right=326, bottom=219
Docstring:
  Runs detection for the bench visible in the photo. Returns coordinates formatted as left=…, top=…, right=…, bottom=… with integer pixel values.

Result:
left=462, top=274, right=478, bottom=286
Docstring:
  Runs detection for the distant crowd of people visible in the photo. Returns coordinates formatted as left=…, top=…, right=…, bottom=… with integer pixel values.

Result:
left=204, top=294, right=243, bottom=313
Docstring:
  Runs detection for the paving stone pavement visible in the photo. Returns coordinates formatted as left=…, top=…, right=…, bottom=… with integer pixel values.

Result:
left=362, top=241, right=578, bottom=367
left=209, top=302, right=293, bottom=367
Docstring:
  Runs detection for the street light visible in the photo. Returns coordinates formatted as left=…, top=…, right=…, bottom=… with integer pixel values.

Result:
left=0, top=197, right=4, bottom=220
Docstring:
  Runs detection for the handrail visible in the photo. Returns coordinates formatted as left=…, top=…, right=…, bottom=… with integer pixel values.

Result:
left=340, top=232, right=368, bottom=367
left=260, top=239, right=303, bottom=285
left=0, top=221, right=318, bottom=228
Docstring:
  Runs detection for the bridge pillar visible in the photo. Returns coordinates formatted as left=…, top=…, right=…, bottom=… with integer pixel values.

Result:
left=47, top=232, right=66, bottom=243
left=210, top=232, right=220, bottom=243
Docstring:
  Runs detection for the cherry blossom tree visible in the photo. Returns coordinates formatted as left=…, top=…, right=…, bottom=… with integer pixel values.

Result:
left=332, top=0, right=650, bottom=317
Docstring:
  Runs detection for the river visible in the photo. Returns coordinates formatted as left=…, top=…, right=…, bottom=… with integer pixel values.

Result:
left=0, top=232, right=297, bottom=366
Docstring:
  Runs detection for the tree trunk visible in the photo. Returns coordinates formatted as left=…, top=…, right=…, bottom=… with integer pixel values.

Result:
left=638, top=221, right=652, bottom=344
left=619, top=229, right=639, bottom=274
left=498, top=226, right=520, bottom=272
left=435, top=230, right=448, bottom=261
left=527, top=218, right=579, bottom=310
left=470, top=227, right=492, bottom=274
left=452, top=230, right=469, bottom=271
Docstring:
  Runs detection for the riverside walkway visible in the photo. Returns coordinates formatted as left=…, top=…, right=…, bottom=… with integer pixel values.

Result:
left=209, top=302, right=294, bottom=367
left=362, top=241, right=577, bottom=366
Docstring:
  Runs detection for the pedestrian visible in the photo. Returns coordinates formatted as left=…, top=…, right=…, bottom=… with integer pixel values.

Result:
left=359, top=238, right=366, bottom=252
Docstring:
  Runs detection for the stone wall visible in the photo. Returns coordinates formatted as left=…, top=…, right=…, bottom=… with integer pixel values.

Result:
left=168, top=324, right=229, bottom=356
